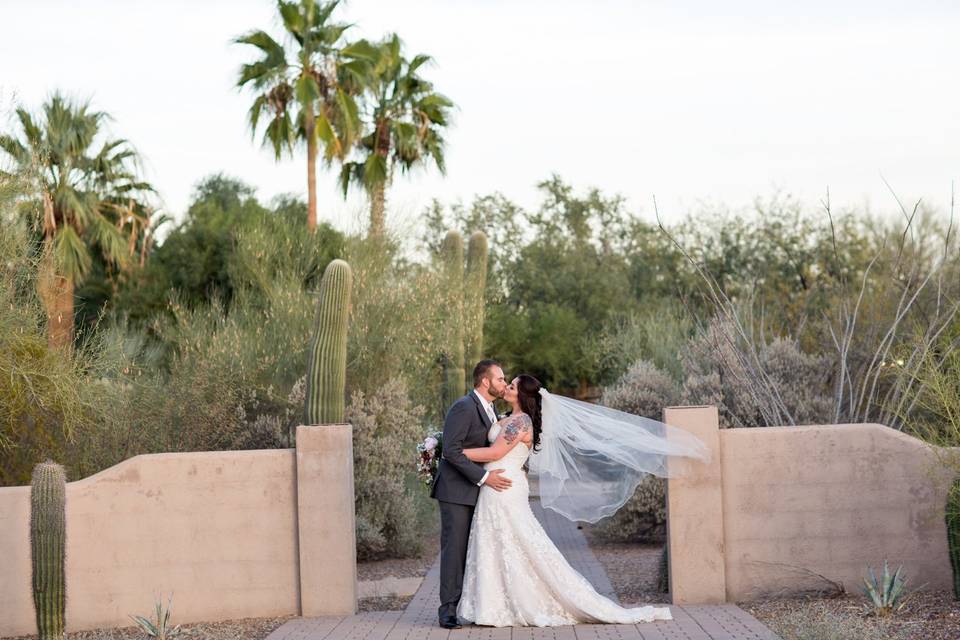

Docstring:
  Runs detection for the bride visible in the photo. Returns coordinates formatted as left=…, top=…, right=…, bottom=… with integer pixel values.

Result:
left=456, top=373, right=710, bottom=627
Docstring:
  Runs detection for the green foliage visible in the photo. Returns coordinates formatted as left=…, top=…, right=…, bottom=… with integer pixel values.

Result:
left=30, top=460, right=66, bottom=640
left=343, top=237, right=456, bottom=422
left=347, top=378, right=426, bottom=559
left=862, top=561, right=910, bottom=617
left=948, top=480, right=960, bottom=599
left=129, top=593, right=181, bottom=639
left=305, top=259, right=352, bottom=424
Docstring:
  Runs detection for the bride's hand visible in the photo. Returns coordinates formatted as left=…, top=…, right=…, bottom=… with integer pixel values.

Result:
left=484, top=469, right=512, bottom=491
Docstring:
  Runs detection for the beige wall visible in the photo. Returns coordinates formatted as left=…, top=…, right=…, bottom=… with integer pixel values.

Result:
left=664, top=406, right=954, bottom=603
left=0, top=425, right=356, bottom=637
left=721, top=423, right=952, bottom=600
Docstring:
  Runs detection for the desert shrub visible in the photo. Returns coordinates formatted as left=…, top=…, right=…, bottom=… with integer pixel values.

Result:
left=600, top=360, right=680, bottom=420
left=344, top=237, right=461, bottom=420
left=680, top=315, right=833, bottom=428
left=766, top=602, right=907, bottom=640
left=592, top=475, right=666, bottom=542
left=593, top=360, right=676, bottom=541
left=347, top=378, right=426, bottom=559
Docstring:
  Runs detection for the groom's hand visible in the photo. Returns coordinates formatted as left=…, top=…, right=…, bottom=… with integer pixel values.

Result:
left=484, top=469, right=512, bottom=491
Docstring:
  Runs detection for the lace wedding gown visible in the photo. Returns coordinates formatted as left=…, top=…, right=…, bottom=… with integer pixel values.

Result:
left=457, top=418, right=674, bottom=627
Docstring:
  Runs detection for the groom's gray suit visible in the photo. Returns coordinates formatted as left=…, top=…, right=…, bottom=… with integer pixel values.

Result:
left=431, top=390, right=495, bottom=622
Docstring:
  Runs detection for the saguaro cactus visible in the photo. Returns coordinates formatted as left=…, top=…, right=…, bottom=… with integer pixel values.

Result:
left=31, top=460, right=66, bottom=640
left=441, top=230, right=465, bottom=407
left=947, top=478, right=960, bottom=598
left=463, top=231, right=488, bottom=387
left=305, top=259, right=353, bottom=425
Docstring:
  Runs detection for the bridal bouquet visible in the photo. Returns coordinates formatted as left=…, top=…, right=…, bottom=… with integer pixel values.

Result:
left=416, top=430, right=443, bottom=487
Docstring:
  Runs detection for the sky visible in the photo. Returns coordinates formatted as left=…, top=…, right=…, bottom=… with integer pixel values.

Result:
left=1, top=0, right=958, bottom=238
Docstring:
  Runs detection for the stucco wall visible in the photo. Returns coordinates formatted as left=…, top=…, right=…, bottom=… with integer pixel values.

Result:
left=0, top=424, right=357, bottom=637
left=720, top=423, right=952, bottom=600
left=664, top=406, right=953, bottom=603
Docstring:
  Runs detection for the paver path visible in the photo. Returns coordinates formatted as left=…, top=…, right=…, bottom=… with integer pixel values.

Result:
left=265, top=501, right=780, bottom=640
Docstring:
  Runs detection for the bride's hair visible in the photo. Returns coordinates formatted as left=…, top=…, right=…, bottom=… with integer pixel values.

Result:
left=516, top=374, right=543, bottom=451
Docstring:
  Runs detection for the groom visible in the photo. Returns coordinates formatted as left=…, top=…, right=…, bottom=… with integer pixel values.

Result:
left=430, top=359, right=513, bottom=629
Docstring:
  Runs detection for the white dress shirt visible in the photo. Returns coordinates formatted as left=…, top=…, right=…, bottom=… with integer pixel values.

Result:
left=473, top=389, right=497, bottom=486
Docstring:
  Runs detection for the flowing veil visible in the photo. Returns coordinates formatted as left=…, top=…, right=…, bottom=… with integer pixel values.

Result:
left=527, top=389, right=711, bottom=523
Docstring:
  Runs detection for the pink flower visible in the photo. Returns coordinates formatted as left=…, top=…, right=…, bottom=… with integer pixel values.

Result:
left=424, top=436, right=438, bottom=451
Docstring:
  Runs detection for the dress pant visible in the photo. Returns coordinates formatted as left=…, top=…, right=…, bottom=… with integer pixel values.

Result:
left=438, top=500, right=475, bottom=620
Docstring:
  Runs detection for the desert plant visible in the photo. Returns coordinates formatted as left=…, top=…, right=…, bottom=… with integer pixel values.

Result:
left=440, top=230, right=465, bottom=407
left=601, top=360, right=680, bottom=420
left=346, top=378, right=426, bottom=559
left=593, top=361, right=675, bottom=541
left=657, top=545, right=669, bottom=593
left=862, top=560, right=909, bottom=617
left=947, top=479, right=960, bottom=598
left=129, top=592, right=181, bottom=639
left=463, top=231, right=488, bottom=384
left=30, top=461, right=66, bottom=640
left=305, top=259, right=352, bottom=424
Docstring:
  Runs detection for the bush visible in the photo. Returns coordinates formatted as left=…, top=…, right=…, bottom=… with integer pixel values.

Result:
left=600, top=360, right=680, bottom=420
left=594, top=360, right=675, bottom=541
left=680, top=315, right=834, bottom=428
left=347, top=378, right=427, bottom=560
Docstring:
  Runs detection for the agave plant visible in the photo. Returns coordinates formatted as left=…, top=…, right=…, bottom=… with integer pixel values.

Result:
left=129, top=592, right=181, bottom=639
left=861, top=560, right=909, bottom=617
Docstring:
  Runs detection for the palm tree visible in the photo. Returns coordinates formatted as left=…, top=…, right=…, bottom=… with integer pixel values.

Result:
left=339, top=34, right=453, bottom=237
left=234, top=0, right=365, bottom=232
left=0, top=93, right=153, bottom=349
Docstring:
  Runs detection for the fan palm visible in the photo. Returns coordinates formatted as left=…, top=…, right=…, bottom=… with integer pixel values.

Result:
left=339, top=33, right=453, bottom=237
left=0, top=93, right=153, bottom=349
left=234, top=0, right=365, bottom=232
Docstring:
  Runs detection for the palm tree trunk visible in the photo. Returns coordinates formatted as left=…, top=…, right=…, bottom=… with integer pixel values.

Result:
left=37, top=240, right=74, bottom=350
left=306, top=120, right=318, bottom=232
left=369, top=182, right=386, bottom=237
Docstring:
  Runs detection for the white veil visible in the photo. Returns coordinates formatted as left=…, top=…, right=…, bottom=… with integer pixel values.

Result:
left=528, top=389, right=711, bottom=523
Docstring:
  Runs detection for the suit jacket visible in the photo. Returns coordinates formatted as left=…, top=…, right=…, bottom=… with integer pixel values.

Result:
left=430, top=391, right=493, bottom=506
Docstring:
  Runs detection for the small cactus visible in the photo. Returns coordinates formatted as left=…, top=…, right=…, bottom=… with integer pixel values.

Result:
left=441, top=231, right=465, bottom=406
left=947, top=479, right=960, bottom=598
left=657, top=545, right=669, bottom=593
left=305, top=259, right=352, bottom=425
left=464, top=231, right=488, bottom=387
left=31, top=460, right=66, bottom=640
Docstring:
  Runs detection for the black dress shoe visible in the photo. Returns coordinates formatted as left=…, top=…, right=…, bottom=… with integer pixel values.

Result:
left=439, top=615, right=462, bottom=629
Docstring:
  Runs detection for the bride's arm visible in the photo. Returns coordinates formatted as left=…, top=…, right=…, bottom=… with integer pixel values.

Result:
left=463, top=415, right=531, bottom=462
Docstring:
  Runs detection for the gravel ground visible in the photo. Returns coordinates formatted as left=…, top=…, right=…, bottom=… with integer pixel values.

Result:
left=581, top=525, right=669, bottom=605
left=357, top=595, right=415, bottom=612
left=2, top=615, right=298, bottom=640
left=357, top=532, right=440, bottom=581
left=743, top=590, right=960, bottom=640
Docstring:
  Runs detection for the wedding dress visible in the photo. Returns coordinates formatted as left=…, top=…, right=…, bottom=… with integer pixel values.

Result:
left=456, top=417, right=674, bottom=627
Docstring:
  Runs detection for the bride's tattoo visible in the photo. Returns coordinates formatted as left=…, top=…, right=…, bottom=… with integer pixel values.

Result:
left=503, top=415, right=531, bottom=444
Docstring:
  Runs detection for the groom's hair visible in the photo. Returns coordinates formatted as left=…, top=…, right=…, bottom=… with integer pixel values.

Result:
left=473, top=359, right=501, bottom=388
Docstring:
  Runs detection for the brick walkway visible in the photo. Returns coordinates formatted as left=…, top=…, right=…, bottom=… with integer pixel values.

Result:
left=265, top=502, right=779, bottom=640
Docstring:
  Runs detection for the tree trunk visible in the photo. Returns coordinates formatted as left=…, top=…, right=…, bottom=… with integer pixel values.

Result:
left=369, top=182, right=386, bottom=238
left=306, top=120, right=318, bottom=232
left=37, top=241, right=74, bottom=351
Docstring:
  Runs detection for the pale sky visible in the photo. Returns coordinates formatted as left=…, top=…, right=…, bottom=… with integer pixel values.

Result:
left=1, top=0, right=958, bottom=238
